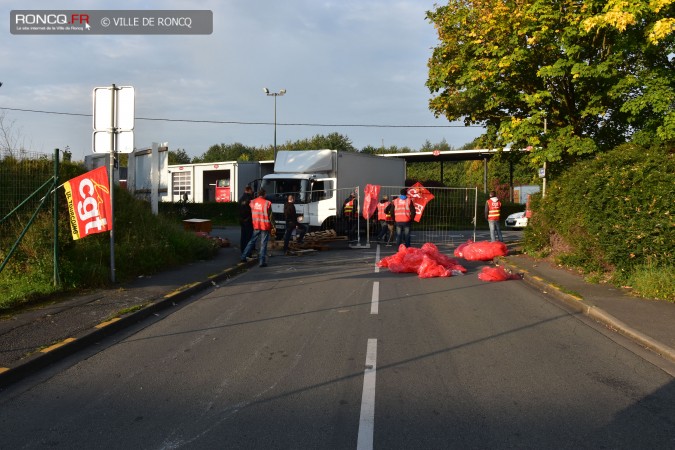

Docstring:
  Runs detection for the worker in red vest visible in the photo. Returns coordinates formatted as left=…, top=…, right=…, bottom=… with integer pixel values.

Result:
left=375, top=195, right=394, bottom=245
left=484, top=190, right=503, bottom=242
left=241, top=188, right=276, bottom=267
left=389, top=188, right=416, bottom=247
left=342, top=191, right=359, bottom=241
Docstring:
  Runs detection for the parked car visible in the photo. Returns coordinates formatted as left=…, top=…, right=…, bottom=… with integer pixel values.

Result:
left=505, top=211, right=528, bottom=229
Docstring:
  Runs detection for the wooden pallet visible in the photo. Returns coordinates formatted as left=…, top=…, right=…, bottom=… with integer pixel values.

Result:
left=272, top=229, right=345, bottom=250
left=285, top=248, right=319, bottom=256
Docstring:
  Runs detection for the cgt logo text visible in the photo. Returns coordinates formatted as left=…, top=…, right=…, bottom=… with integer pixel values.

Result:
left=14, top=13, right=89, bottom=26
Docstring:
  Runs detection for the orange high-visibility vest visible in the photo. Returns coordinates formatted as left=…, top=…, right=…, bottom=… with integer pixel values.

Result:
left=250, top=197, right=272, bottom=230
left=344, top=198, right=356, bottom=217
left=487, top=199, right=501, bottom=221
left=377, top=201, right=392, bottom=221
left=393, top=197, right=412, bottom=222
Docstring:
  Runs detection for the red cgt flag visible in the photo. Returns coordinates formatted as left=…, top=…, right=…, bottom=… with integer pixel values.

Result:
left=63, top=166, right=112, bottom=240
left=407, top=182, right=435, bottom=223
left=362, top=184, right=381, bottom=220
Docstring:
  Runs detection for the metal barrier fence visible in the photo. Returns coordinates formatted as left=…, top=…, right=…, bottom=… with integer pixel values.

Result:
left=267, top=184, right=476, bottom=249
left=0, top=149, right=54, bottom=219
left=365, top=186, right=477, bottom=248
left=330, top=185, right=477, bottom=249
left=0, top=149, right=60, bottom=282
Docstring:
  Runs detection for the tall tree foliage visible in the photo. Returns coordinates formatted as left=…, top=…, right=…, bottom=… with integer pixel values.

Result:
left=583, top=0, right=674, bottom=45
left=168, top=148, right=192, bottom=165
left=426, top=0, right=675, bottom=167
left=583, top=0, right=675, bottom=143
left=282, top=132, right=357, bottom=152
left=193, top=142, right=255, bottom=163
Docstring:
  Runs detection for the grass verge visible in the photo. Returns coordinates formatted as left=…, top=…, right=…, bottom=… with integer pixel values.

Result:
left=626, top=264, right=675, bottom=302
left=0, top=187, right=220, bottom=312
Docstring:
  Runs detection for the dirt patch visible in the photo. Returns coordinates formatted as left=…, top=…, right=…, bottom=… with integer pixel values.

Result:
left=549, top=231, right=573, bottom=255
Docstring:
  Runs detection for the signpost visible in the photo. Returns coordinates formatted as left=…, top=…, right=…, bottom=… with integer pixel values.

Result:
left=92, top=84, right=135, bottom=282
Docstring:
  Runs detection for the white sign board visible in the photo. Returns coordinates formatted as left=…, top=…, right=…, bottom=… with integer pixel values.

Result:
left=93, top=86, right=135, bottom=131
left=92, top=130, right=135, bottom=153
left=92, top=85, right=135, bottom=153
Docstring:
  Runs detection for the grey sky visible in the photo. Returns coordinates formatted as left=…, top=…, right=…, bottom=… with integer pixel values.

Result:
left=1, top=0, right=484, bottom=161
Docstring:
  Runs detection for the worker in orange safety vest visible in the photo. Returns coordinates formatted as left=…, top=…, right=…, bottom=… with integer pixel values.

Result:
left=375, top=195, right=394, bottom=245
left=241, top=188, right=276, bottom=267
left=342, top=191, right=359, bottom=241
left=388, top=188, right=416, bottom=247
left=484, top=190, right=503, bottom=242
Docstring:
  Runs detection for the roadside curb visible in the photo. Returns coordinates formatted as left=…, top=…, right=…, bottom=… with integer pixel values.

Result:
left=497, top=257, right=675, bottom=364
left=0, top=261, right=251, bottom=389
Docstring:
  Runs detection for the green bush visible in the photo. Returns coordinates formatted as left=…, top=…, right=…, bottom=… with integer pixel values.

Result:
left=628, top=264, right=675, bottom=302
left=1, top=186, right=219, bottom=311
left=524, top=143, right=674, bottom=297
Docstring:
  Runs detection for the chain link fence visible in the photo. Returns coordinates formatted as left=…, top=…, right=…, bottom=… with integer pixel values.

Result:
left=325, top=185, right=477, bottom=248
left=265, top=184, right=476, bottom=249
left=364, top=186, right=477, bottom=248
left=0, top=149, right=54, bottom=220
left=0, top=149, right=68, bottom=283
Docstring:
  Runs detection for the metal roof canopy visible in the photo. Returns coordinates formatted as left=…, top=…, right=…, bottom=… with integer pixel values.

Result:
left=381, top=148, right=522, bottom=196
left=381, top=148, right=515, bottom=163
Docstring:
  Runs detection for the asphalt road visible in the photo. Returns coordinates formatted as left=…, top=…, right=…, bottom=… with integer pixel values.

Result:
left=1, top=245, right=674, bottom=449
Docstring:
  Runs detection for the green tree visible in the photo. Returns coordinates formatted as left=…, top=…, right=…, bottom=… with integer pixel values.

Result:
left=583, top=0, right=675, bottom=45
left=168, top=148, right=192, bottom=165
left=282, top=133, right=357, bottom=152
left=419, top=139, right=453, bottom=152
left=193, top=142, right=255, bottom=163
left=426, top=0, right=675, bottom=167
left=360, top=145, right=380, bottom=154
left=583, top=0, right=675, bottom=142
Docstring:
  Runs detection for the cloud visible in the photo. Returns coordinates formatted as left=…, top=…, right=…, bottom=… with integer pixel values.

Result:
left=0, top=0, right=483, bottom=160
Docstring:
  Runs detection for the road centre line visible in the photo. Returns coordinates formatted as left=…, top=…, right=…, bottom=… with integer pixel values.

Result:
left=357, top=338, right=377, bottom=450
left=374, top=244, right=381, bottom=273
left=371, top=282, right=379, bottom=315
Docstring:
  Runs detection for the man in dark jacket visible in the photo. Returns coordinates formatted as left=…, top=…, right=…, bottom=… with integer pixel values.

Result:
left=283, top=194, right=307, bottom=254
left=238, top=186, right=254, bottom=251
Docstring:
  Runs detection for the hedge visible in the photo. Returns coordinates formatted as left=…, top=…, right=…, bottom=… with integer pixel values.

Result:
left=524, top=143, right=673, bottom=277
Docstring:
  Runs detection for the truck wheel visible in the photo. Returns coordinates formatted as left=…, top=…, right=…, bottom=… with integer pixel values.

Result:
left=321, top=217, right=337, bottom=232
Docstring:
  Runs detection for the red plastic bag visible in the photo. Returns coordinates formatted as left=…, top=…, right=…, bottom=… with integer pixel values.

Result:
left=418, top=255, right=451, bottom=278
left=424, top=244, right=467, bottom=273
left=454, top=240, right=472, bottom=258
left=377, top=243, right=467, bottom=278
left=478, top=266, right=521, bottom=282
left=461, top=241, right=508, bottom=261
left=379, top=245, right=415, bottom=273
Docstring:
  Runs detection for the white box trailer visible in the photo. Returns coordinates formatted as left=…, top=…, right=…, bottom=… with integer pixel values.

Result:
left=513, top=185, right=540, bottom=204
left=162, top=161, right=263, bottom=203
left=260, top=150, right=406, bottom=231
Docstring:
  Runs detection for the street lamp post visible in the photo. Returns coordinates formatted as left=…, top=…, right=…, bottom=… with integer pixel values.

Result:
left=263, top=87, right=286, bottom=160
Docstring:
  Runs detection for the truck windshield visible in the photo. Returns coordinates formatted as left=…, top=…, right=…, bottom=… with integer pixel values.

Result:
left=260, top=178, right=310, bottom=203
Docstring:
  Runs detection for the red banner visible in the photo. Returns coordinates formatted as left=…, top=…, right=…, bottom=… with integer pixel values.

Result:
left=407, top=182, right=435, bottom=223
left=63, top=166, right=112, bottom=240
left=362, top=184, right=381, bottom=220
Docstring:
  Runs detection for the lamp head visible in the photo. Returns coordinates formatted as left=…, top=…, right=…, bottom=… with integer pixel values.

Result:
left=279, top=89, right=286, bottom=95
left=263, top=87, right=269, bottom=94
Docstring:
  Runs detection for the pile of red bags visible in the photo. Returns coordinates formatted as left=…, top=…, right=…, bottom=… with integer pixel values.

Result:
left=454, top=240, right=508, bottom=261
left=477, top=266, right=522, bottom=282
left=377, top=243, right=467, bottom=278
